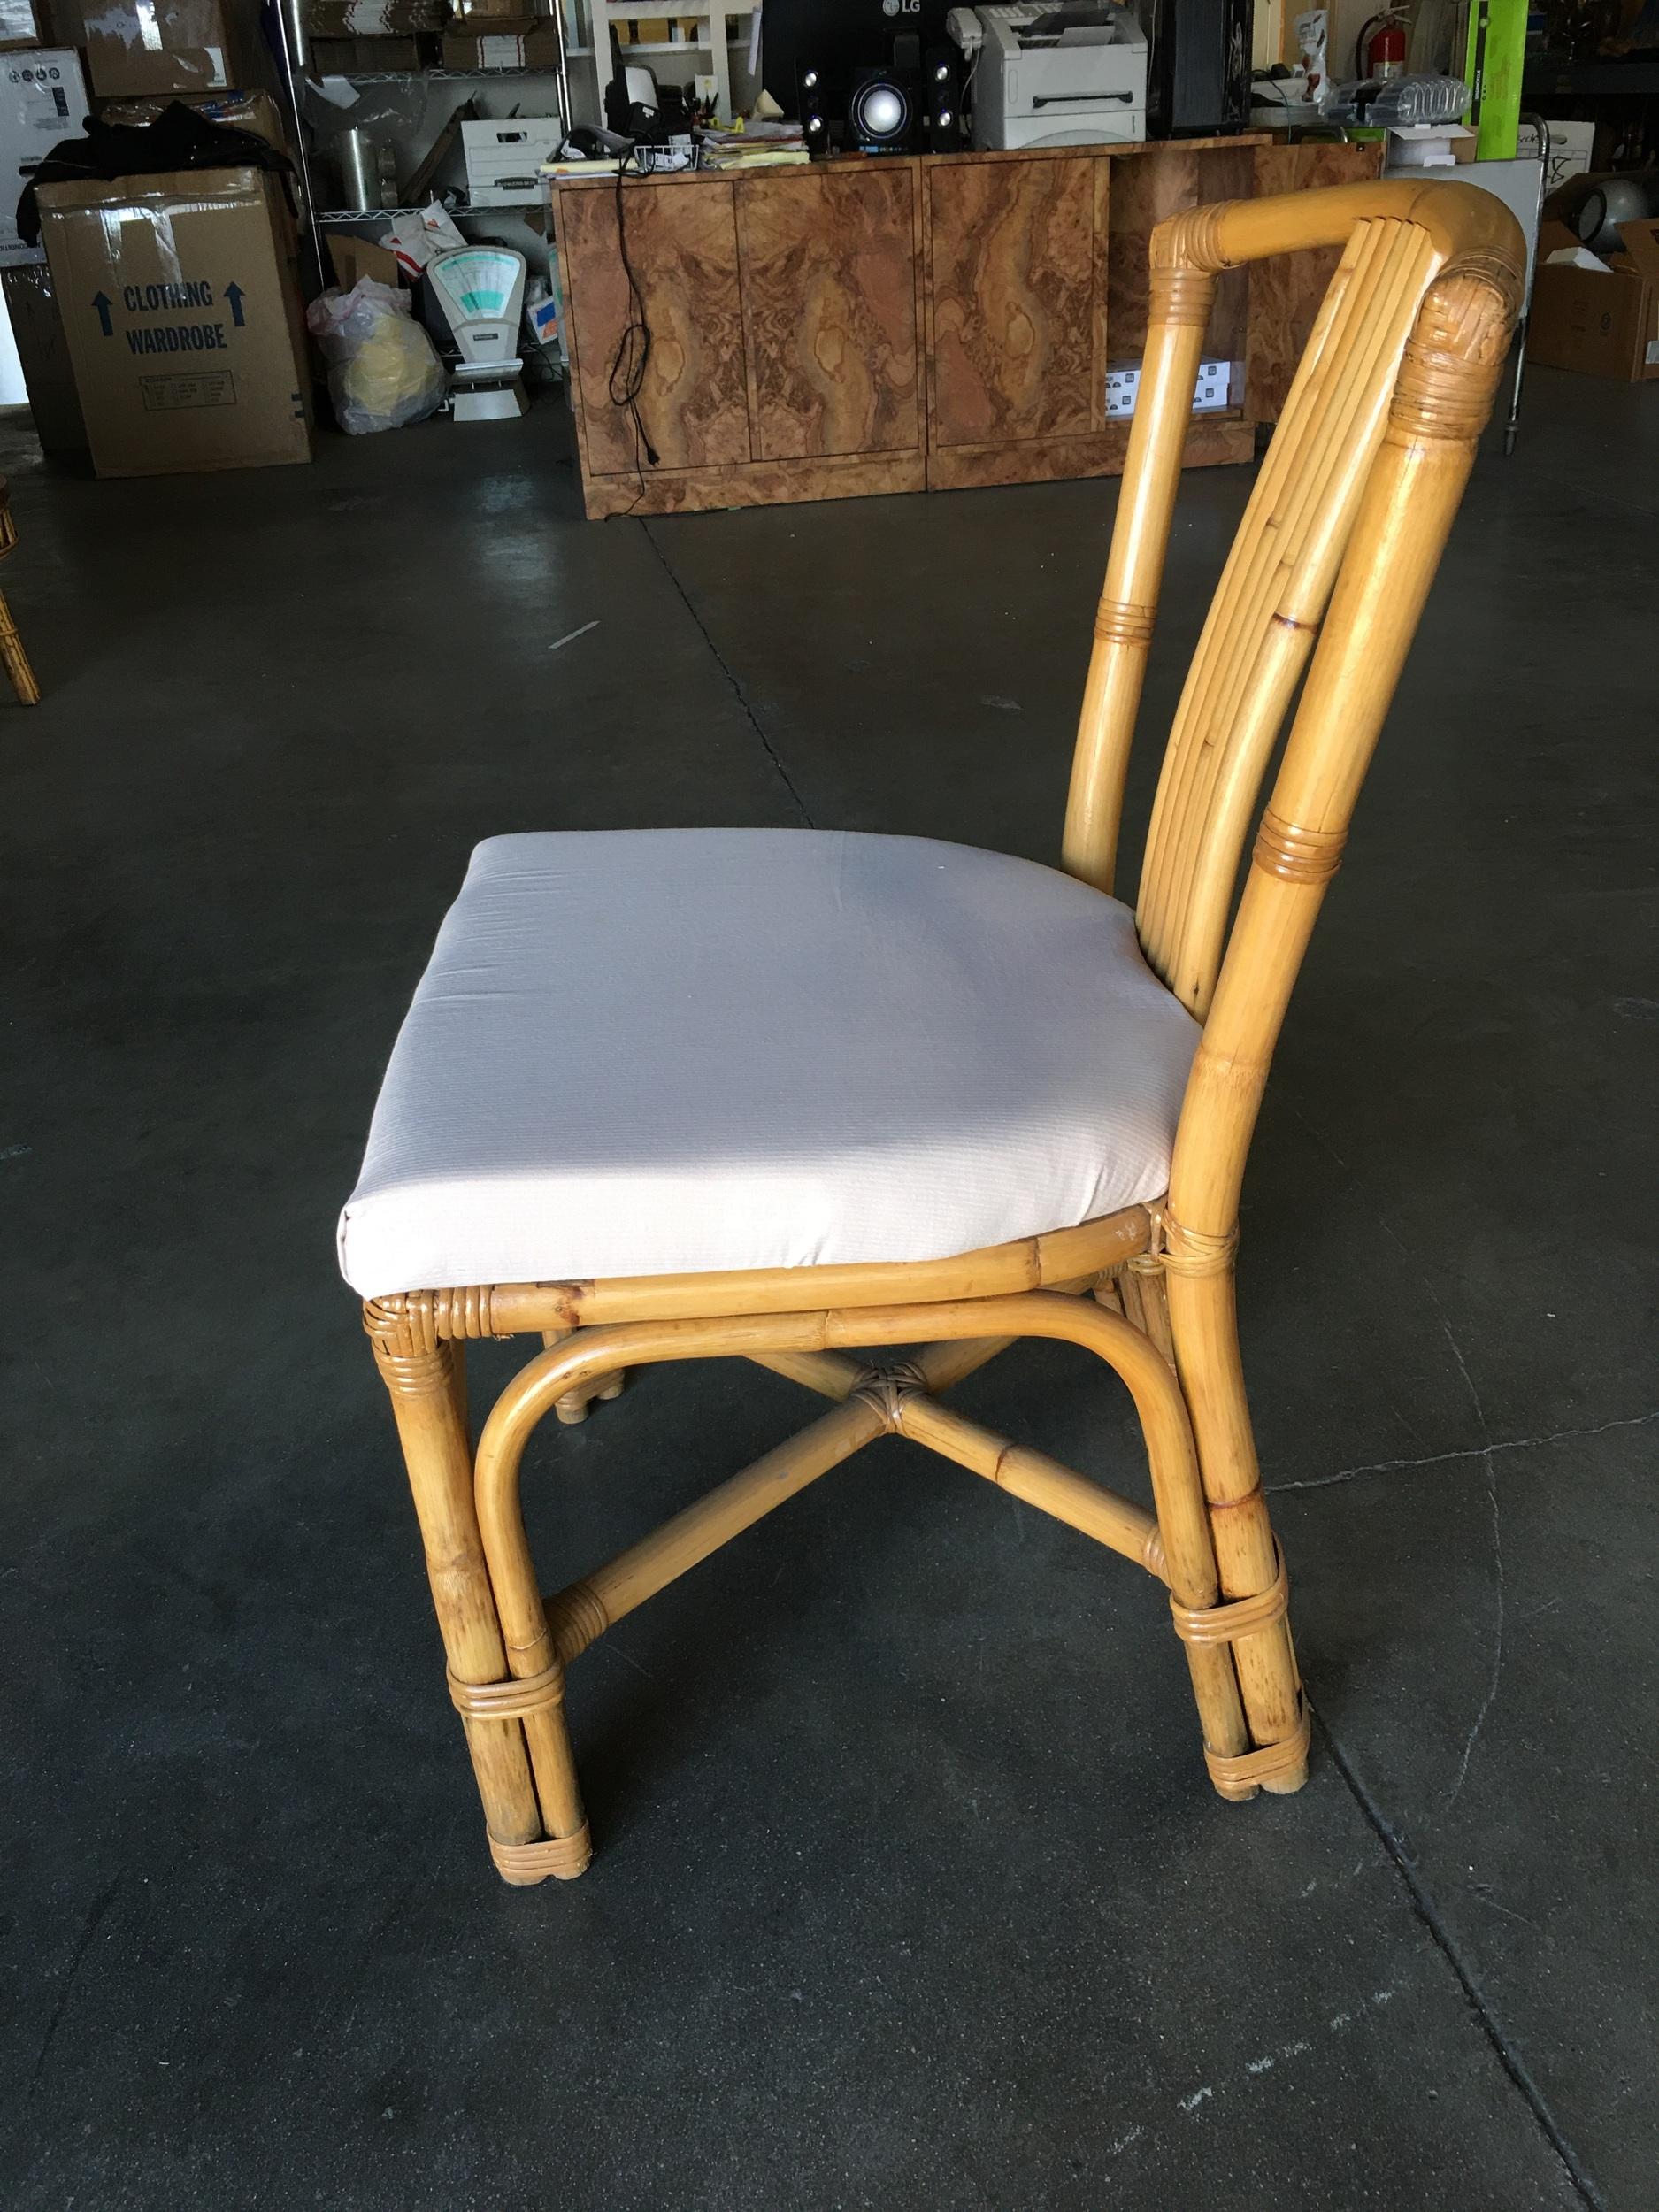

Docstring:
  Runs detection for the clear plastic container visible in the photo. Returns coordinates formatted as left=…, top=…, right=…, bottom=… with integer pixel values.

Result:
left=1322, top=74, right=1469, bottom=127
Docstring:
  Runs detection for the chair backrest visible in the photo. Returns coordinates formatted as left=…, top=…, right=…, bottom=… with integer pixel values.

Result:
left=1061, top=180, right=1524, bottom=1250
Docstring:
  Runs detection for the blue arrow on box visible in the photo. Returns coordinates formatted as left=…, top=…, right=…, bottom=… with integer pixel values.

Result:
left=91, top=291, right=112, bottom=336
left=224, top=281, right=246, bottom=328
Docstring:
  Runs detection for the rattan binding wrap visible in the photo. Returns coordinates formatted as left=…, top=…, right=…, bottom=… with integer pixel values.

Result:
left=488, top=1828, right=593, bottom=1883
left=1203, top=1699, right=1313, bottom=1799
left=1169, top=1541, right=1290, bottom=1645
left=448, top=1663, right=567, bottom=1720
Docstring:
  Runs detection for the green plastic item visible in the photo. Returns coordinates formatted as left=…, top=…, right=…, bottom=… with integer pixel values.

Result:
left=1463, top=0, right=1527, bottom=161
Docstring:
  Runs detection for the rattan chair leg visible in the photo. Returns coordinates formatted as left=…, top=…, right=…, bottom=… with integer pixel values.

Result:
left=1164, top=1257, right=1307, bottom=1798
left=1123, top=1254, right=1177, bottom=1364
left=0, top=590, right=39, bottom=706
left=448, top=1336, right=470, bottom=1440
left=368, top=1326, right=552, bottom=1875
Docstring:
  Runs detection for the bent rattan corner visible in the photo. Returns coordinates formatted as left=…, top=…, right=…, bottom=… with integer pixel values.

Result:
left=358, top=180, right=1525, bottom=1885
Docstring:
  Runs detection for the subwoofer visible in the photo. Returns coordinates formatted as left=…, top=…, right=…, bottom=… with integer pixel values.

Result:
left=848, top=64, right=918, bottom=154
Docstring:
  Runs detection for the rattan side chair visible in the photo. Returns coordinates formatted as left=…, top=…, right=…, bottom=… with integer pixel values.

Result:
left=341, top=180, right=1525, bottom=1886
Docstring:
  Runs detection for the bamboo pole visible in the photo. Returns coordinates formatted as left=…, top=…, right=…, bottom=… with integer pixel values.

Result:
left=894, top=1396, right=1165, bottom=1579
left=475, top=1207, right=1154, bottom=1336
left=1062, top=269, right=1216, bottom=894
left=545, top=1395, right=888, bottom=1655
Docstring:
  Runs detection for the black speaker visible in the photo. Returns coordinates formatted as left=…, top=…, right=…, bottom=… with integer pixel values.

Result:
left=1145, top=0, right=1253, bottom=136
left=922, top=42, right=965, bottom=150
left=848, top=64, right=918, bottom=154
left=795, top=58, right=831, bottom=158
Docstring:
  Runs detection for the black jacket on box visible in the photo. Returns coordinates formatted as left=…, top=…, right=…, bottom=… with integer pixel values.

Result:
left=17, top=102, right=294, bottom=247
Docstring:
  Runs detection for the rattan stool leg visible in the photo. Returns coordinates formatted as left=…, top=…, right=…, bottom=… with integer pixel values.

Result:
left=370, top=1329, right=550, bottom=1877
left=1165, top=1259, right=1307, bottom=1799
left=0, top=589, right=40, bottom=705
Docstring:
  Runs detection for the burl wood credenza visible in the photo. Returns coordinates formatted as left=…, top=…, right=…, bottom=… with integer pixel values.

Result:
left=552, top=136, right=1381, bottom=518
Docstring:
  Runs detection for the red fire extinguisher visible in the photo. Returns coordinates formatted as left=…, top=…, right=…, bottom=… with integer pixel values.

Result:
left=1359, top=6, right=1409, bottom=79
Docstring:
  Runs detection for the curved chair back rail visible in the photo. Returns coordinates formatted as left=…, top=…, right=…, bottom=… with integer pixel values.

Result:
left=361, top=180, right=1525, bottom=1884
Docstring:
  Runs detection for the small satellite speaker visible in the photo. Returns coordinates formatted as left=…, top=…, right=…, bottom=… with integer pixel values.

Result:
left=922, top=42, right=964, bottom=150
left=795, top=58, right=831, bottom=158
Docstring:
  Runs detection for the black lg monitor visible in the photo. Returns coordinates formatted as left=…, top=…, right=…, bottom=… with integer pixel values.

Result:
left=758, top=0, right=952, bottom=111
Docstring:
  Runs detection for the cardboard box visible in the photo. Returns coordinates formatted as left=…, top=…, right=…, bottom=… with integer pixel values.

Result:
left=0, top=0, right=49, bottom=52
left=39, top=165, right=314, bottom=473
left=96, top=87, right=290, bottom=151
left=81, top=0, right=245, bottom=99
left=441, top=19, right=560, bottom=65
left=1, top=257, right=88, bottom=446
left=0, top=49, right=88, bottom=266
left=324, top=226, right=398, bottom=288
left=1527, top=216, right=1659, bottom=382
left=461, top=114, right=559, bottom=204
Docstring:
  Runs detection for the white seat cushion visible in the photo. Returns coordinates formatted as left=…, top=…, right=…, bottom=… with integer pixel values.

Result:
left=338, top=830, right=1199, bottom=1300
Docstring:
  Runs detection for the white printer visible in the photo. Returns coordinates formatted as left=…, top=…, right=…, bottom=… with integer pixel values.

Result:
left=948, top=2, right=1148, bottom=150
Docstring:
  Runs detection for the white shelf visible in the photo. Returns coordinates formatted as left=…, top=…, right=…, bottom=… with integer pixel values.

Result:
left=341, top=65, right=554, bottom=81
left=319, top=200, right=540, bottom=219
left=617, top=36, right=747, bottom=50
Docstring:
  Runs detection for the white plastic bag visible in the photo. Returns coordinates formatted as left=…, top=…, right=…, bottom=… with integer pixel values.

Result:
left=306, top=277, right=446, bottom=435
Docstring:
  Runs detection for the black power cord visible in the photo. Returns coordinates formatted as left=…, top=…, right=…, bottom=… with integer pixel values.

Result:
left=607, top=150, right=659, bottom=475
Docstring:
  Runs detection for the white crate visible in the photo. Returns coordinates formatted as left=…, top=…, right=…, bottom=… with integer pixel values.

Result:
left=462, top=118, right=564, bottom=207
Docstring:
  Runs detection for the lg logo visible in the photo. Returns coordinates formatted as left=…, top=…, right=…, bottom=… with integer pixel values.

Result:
left=882, top=0, right=922, bottom=15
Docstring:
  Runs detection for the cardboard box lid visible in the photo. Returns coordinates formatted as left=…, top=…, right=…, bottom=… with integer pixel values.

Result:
left=36, top=164, right=283, bottom=218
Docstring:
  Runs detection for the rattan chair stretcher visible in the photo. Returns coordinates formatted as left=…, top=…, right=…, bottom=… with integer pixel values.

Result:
left=358, top=180, right=1525, bottom=1885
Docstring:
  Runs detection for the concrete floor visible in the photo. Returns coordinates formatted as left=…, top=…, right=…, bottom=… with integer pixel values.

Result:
left=2, top=368, right=1655, bottom=2211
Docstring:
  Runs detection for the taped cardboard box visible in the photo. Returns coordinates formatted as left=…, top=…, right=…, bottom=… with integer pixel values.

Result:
left=96, top=88, right=291, bottom=152
left=1, top=258, right=88, bottom=448
left=79, top=0, right=249, bottom=99
left=39, top=165, right=314, bottom=473
left=1528, top=215, right=1659, bottom=382
left=0, top=49, right=89, bottom=266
